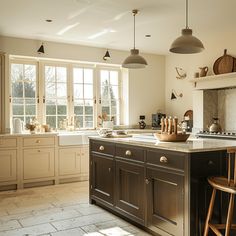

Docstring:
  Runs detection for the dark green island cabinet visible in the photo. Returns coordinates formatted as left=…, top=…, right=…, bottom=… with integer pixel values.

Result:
left=89, top=137, right=233, bottom=236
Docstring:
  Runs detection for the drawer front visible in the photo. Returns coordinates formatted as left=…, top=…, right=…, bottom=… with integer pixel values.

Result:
left=147, top=149, right=185, bottom=170
left=115, top=144, right=145, bottom=162
left=23, top=136, right=55, bottom=147
left=0, top=138, right=17, bottom=148
left=91, top=140, right=115, bottom=156
left=191, top=151, right=222, bottom=177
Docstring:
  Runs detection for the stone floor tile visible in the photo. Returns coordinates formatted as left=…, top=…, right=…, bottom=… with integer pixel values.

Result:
left=50, top=227, right=86, bottom=236
left=20, top=209, right=82, bottom=227
left=0, top=223, right=56, bottom=236
left=75, top=203, right=104, bottom=215
left=51, top=212, right=116, bottom=231
left=0, top=220, right=21, bottom=232
left=0, top=212, right=33, bottom=222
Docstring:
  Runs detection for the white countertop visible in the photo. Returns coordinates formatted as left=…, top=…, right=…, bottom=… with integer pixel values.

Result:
left=89, top=136, right=236, bottom=153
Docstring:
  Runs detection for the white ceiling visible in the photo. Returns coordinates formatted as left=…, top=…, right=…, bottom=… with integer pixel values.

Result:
left=0, top=0, right=235, bottom=55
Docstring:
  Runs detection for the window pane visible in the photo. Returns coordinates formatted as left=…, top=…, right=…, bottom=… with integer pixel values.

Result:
left=46, top=116, right=56, bottom=128
left=84, top=69, right=93, bottom=84
left=57, top=105, right=67, bottom=115
left=12, top=82, right=23, bottom=97
left=76, top=116, right=83, bottom=127
left=24, top=82, right=36, bottom=98
left=110, top=86, right=118, bottom=100
left=84, top=85, right=93, bottom=99
left=46, top=83, right=56, bottom=98
left=12, top=105, right=24, bottom=115
left=74, top=105, right=83, bottom=115
left=46, top=104, right=56, bottom=115
left=57, top=83, right=67, bottom=98
left=85, top=116, right=93, bottom=128
left=45, top=66, right=55, bottom=83
left=102, top=106, right=110, bottom=115
left=58, top=116, right=67, bottom=128
left=24, top=65, right=36, bottom=82
left=56, top=67, right=67, bottom=82
left=85, top=105, right=93, bottom=115
left=74, top=84, right=83, bottom=99
left=110, top=71, right=118, bottom=85
left=13, top=98, right=23, bottom=104
left=101, top=70, right=109, bottom=86
left=73, top=68, right=83, bottom=83
left=25, top=105, right=36, bottom=115
left=11, top=64, right=23, bottom=82
left=101, top=86, right=109, bottom=100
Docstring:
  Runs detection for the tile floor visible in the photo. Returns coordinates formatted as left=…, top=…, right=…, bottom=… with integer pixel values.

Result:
left=0, top=182, right=151, bottom=236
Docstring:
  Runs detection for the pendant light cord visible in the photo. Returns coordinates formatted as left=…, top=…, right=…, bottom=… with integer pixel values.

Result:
left=133, top=11, right=136, bottom=49
left=186, top=0, right=189, bottom=29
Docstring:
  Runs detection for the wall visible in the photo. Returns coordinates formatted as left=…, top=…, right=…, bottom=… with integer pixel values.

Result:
left=165, top=31, right=236, bottom=120
left=0, top=36, right=165, bottom=128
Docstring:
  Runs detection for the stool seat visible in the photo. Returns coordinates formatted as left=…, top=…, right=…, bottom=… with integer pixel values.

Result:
left=208, top=176, right=236, bottom=194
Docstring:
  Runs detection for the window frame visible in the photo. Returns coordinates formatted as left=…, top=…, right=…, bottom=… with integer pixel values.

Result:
left=9, top=58, right=122, bottom=130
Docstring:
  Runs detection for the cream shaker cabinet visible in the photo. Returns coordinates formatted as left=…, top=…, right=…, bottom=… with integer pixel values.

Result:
left=22, top=136, right=55, bottom=180
left=0, top=149, right=17, bottom=182
left=0, top=137, right=17, bottom=183
left=23, top=148, right=55, bottom=180
left=58, top=146, right=89, bottom=176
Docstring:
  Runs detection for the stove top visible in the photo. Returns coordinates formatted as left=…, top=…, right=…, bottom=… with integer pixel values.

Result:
left=196, top=131, right=236, bottom=140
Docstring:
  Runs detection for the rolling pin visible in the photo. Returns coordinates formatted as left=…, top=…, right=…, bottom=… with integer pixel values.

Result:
left=164, top=118, right=168, bottom=133
left=168, top=117, right=173, bottom=134
left=161, top=117, right=165, bottom=133
left=173, top=117, right=178, bottom=134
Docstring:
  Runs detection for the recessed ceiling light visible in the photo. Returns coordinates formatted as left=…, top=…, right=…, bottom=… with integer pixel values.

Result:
left=145, top=34, right=151, bottom=38
left=46, top=19, right=53, bottom=23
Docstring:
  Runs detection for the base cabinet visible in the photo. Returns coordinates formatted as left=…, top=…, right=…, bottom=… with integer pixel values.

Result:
left=115, top=159, right=145, bottom=223
left=0, top=150, right=17, bottom=182
left=146, top=167, right=184, bottom=236
left=23, top=148, right=55, bottom=180
left=91, top=154, right=114, bottom=204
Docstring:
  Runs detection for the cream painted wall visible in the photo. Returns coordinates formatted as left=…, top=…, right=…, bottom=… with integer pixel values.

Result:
left=165, top=31, right=236, bottom=119
left=0, top=36, right=165, bottom=128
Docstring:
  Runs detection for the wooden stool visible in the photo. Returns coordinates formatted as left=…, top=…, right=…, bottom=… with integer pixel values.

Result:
left=204, top=148, right=236, bottom=236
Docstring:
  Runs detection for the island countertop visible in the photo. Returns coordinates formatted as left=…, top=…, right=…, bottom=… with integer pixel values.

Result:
left=89, top=135, right=236, bottom=153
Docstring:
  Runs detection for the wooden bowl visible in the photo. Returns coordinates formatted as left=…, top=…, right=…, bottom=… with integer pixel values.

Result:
left=154, top=132, right=190, bottom=142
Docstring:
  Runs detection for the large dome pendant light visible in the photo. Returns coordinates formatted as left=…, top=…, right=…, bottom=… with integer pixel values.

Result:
left=169, top=0, right=204, bottom=54
left=122, top=9, right=147, bottom=69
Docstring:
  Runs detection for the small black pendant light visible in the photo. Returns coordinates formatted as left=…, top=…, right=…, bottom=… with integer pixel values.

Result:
left=169, top=0, right=204, bottom=54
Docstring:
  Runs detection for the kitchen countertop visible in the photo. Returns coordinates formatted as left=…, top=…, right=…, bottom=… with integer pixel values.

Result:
left=89, top=135, right=236, bottom=153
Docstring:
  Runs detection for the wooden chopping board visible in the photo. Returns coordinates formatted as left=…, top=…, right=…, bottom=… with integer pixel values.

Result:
left=213, top=49, right=234, bottom=74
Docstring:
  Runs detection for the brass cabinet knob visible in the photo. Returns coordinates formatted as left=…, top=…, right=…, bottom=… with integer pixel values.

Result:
left=145, top=178, right=150, bottom=184
left=160, top=156, right=168, bottom=163
left=125, top=150, right=132, bottom=156
left=99, top=145, right=104, bottom=151
left=108, top=168, right=111, bottom=172
left=36, top=140, right=41, bottom=143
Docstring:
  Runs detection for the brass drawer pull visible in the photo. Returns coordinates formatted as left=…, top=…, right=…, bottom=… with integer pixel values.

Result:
left=108, top=168, right=111, bottom=172
left=160, top=156, right=168, bottom=163
left=36, top=140, right=41, bottom=143
left=99, top=145, right=104, bottom=151
left=125, top=150, right=132, bottom=156
left=145, top=178, right=150, bottom=184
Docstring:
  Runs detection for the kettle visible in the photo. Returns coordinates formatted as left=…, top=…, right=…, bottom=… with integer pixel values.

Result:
left=13, top=118, right=24, bottom=134
left=209, top=118, right=221, bottom=133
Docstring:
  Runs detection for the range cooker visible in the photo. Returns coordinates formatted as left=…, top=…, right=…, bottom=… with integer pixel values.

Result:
left=196, top=131, right=236, bottom=140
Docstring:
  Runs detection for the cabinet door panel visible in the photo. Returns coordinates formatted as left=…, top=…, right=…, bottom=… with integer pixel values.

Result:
left=23, top=148, right=55, bottom=179
left=92, top=154, right=114, bottom=204
left=147, top=167, right=184, bottom=236
left=0, top=150, right=17, bottom=182
left=81, top=147, right=89, bottom=174
left=115, top=160, right=145, bottom=221
left=59, top=148, right=81, bottom=176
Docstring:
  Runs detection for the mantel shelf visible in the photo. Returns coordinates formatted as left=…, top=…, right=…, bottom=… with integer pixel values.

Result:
left=189, top=72, right=236, bottom=90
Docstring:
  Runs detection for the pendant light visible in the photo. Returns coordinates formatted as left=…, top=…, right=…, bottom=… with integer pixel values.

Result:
left=37, top=43, right=45, bottom=54
left=122, top=9, right=147, bottom=69
left=169, top=0, right=204, bottom=54
left=103, top=49, right=111, bottom=61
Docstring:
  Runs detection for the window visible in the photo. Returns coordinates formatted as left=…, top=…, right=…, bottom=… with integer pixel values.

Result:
left=11, top=62, right=37, bottom=124
left=72, top=67, right=94, bottom=128
left=10, top=58, right=122, bottom=129
left=100, top=69, right=120, bottom=125
left=44, top=65, right=68, bottom=129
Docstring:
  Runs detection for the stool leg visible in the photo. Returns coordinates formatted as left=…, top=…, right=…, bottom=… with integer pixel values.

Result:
left=204, top=188, right=216, bottom=236
left=225, top=194, right=235, bottom=236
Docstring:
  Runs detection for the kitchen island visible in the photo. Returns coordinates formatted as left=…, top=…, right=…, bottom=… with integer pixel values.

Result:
left=89, top=136, right=236, bottom=236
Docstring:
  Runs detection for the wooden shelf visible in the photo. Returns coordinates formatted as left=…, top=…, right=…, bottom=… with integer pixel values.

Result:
left=189, top=72, right=236, bottom=90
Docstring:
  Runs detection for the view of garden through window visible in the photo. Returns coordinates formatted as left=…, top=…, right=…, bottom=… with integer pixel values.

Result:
left=10, top=60, right=121, bottom=129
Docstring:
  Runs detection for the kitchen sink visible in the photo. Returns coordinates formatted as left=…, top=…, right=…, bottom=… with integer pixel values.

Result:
left=58, top=131, right=98, bottom=146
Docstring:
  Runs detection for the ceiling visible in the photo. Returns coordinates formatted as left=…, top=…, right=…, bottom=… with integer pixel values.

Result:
left=0, top=0, right=235, bottom=55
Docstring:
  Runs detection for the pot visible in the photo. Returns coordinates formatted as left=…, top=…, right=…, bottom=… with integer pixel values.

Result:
left=209, top=118, right=221, bottom=133
left=199, top=66, right=208, bottom=77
